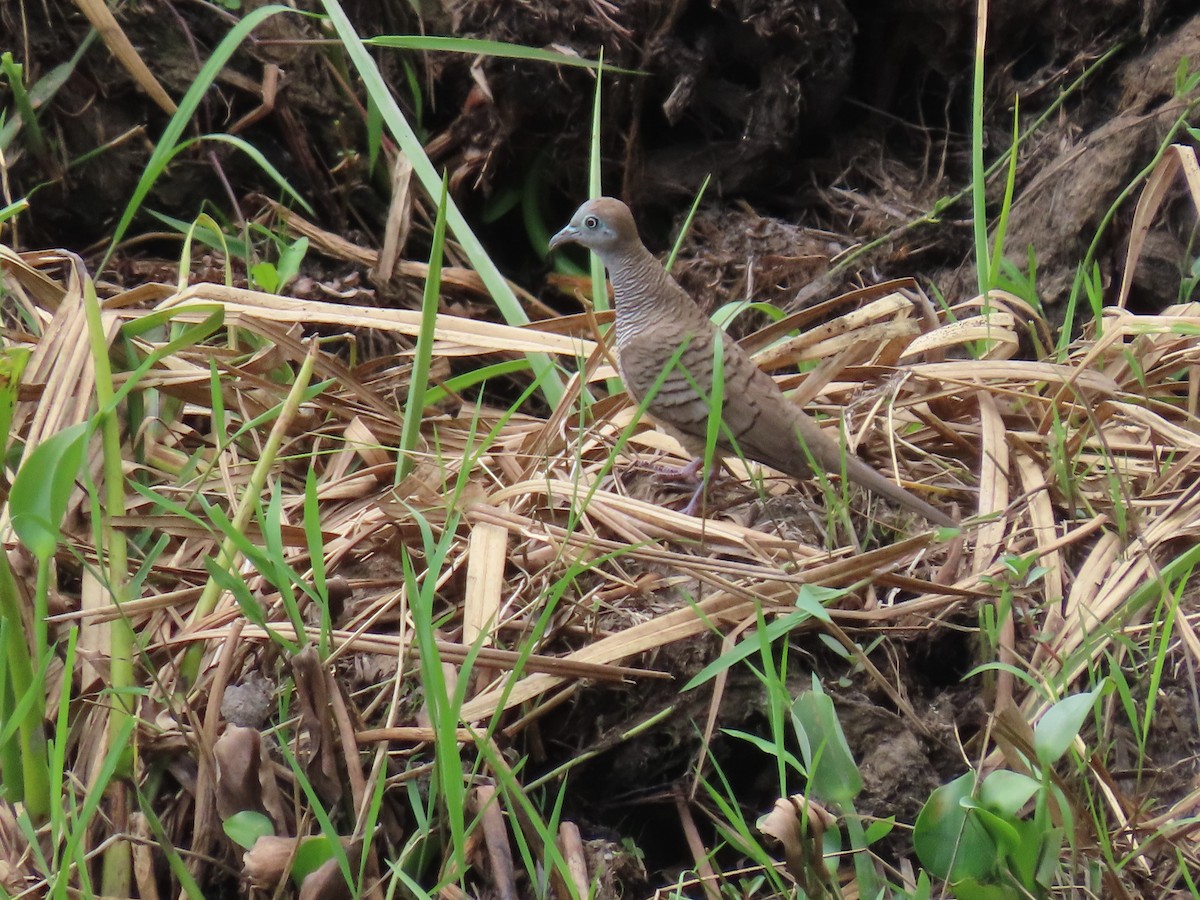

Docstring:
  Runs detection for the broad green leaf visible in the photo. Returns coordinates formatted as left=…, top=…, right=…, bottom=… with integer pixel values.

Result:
left=224, top=811, right=275, bottom=849
left=1034, top=824, right=1064, bottom=887
left=950, top=878, right=1016, bottom=900
left=277, top=236, right=308, bottom=285
left=961, top=800, right=1020, bottom=856
left=250, top=262, right=280, bottom=293
left=9, top=422, right=89, bottom=561
left=913, top=773, right=995, bottom=881
left=979, top=769, right=1039, bottom=817
left=290, top=835, right=338, bottom=885
left=1034, top=687, right=1103, bottom=766
left=1007, top=818, right=1060, bottom=890
left=790, top=682, right=861, bottom=804
left=863, top=816, right=895, bottom=845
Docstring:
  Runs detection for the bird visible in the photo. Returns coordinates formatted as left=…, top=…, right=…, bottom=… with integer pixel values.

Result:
left=548, top=197, right=955, bottom=528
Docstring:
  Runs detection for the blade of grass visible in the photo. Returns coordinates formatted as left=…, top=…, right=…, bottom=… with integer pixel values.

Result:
left=665, top=174, right=710, bottom=273
left=366, top=36, right=641, bottom=74
left=588, top=51, right=608, bottom=314
left=180, top=342, right=320, bottom=685
left=583, top=51, right=622, bottom=400
left=0, top=31, right=97, bottom=152
left=101, top=5, right=309, bottom=269
left=321, top=0, right=567, bottom=406
left=302, top=467, right=331, bottom=657
left=0, top=53, right=51, bottom=170
left=403, top=507, right=470, bottom=882
left=970, top=0, right=990, bottom=300
left=398, top=173, right=448, bottom=482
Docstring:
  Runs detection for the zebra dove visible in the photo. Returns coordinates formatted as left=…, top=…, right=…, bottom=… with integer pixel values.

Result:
left=549, top=197, right=954, bottom=528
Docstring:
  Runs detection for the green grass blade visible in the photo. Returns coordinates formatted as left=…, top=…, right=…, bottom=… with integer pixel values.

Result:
left=970, top=4, right=989, bottom=298
left=665, top=174, right=710, bottom=273
left=398, top=173, right=448, bottom=482
left=321, top=0, right=567, bottom=406
left=366, top=35, right=640, bottom=74
left=169, top=134, right=311, bottom=213
left=102, top=5, right=297, bottom=268
left=588, top=51, right=608, bottom=314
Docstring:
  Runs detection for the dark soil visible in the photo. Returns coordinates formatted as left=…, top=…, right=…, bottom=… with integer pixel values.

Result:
left=6, top=0, right=1200, bottom=895
left=10, top=2, right=1200, bottom=312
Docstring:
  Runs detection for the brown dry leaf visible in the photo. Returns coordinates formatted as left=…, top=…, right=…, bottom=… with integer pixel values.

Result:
left=470, top=785, right=518, bottom=900
left=556, top=821, right=590, bottom=899
left=1116, top=144, right=1200, bottom=310
left=214, top=725, right=268, bottom=821
left=71, top=0, right=177, bottom=115
left=758, top=795, right=836, bottom=894
left=297, top=840, right=362, bottom=900
left=243, top=835, right=300, bottom=890
left=292, top=646, right=343, bottom=806
left=243, top=834, right=357, bottom=892
left=0, top=801, right=32, bottom=893
left=375, top=152, right=415, bottom=283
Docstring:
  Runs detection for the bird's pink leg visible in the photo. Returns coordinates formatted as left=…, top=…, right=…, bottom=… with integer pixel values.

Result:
left=647, top=456, right=713, bottom=515
left=653, top=456, right=705, bottom=482
left=680, top=477, right=710, bottom=516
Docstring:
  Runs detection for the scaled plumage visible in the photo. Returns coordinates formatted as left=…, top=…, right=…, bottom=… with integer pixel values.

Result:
left=550, top=197, right=954, bottom=527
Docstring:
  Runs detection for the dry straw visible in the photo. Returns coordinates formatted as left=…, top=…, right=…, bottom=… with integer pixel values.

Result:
left=2, top=144, right=1199, bottom=888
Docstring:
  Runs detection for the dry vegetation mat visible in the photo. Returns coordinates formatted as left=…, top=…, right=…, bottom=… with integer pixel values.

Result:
left=2, top=152, right=1200, bottom=896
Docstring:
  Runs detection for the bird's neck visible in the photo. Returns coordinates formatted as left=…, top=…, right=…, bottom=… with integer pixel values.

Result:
left=600, top=243, right=672, bottom=351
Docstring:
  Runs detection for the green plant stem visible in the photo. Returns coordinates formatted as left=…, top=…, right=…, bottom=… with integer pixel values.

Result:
left=79, top=262, right=135, bottom=895
left=0, top=554, right=49, bottom=821
left=180, top=344, right=319, bottom=685
left=588, top=52, right=607, bottom=314
left=971, top=0, right=989, bottom=298
left=32, top=562, right=50, bottom=661
left=397, top=175, right=448, bottom=482
left=1, top=53, right=52, bottom=172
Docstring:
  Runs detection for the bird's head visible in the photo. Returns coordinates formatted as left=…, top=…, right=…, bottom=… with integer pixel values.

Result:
left=549, top=197, right=639, bottom=260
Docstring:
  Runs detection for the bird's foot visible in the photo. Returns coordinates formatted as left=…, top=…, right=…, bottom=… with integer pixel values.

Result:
left=650, top=456, right=705, bottom=483
left=660, top=458, right=715, bottom=516
left=636, top=457, right=718, bottom=516
left=679, top=481, right=709, bottom=517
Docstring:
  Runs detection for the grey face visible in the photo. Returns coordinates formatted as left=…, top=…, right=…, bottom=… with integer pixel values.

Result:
left=548, top=198, right=635, bottom=258
left=549, top=210, right=609, bottom=252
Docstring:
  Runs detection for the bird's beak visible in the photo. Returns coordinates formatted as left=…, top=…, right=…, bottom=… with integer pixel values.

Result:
left=548, top=224, right=578, bottom=251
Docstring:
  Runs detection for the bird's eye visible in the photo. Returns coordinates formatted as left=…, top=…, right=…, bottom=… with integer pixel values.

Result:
left=583, top=215, right=599, bottom=229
